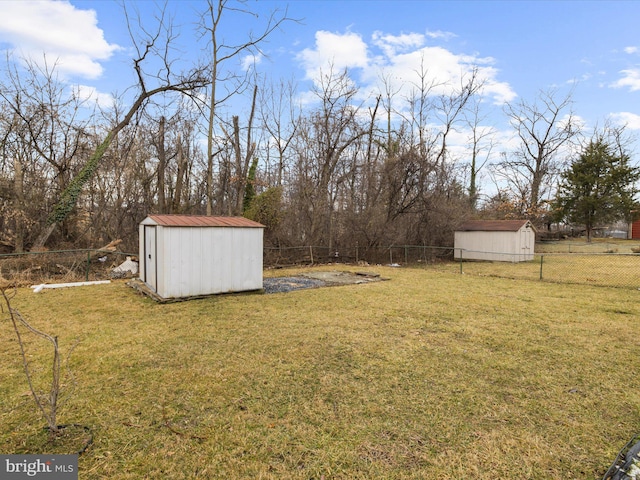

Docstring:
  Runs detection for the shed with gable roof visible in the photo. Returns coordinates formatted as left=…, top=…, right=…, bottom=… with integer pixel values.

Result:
left=139, top=215, right=264, bottom=299
left=454, top=219, right=536, bottom=262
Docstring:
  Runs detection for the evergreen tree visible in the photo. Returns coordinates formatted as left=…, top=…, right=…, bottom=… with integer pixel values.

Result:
left=552, top=139, right=639, bottom=241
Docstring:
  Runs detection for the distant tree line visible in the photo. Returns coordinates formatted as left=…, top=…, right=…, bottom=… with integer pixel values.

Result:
left=0, top=1, right=637, bottom=254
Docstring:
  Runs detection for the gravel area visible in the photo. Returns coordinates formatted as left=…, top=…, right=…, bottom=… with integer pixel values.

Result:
left=263, top=276, right=327, bottom=294
left=263, top=271, right=384, bottom=294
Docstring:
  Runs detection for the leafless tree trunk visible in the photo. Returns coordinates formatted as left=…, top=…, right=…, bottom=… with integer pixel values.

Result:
left=494, top=88, right=578, bottom=223
left=156, top=116, right=167, bottom=213
left=172, top=133, right=186, bottom=214
left=306, top=68, right=366, bottom=249
left=433, top=69, right=482, bottom=170
left=229, top=85, right=257, bottom=215
left=0, top=110, right=31, bottom=252
left=200, top=0, right=292, bottom=215
left=259, top=78, right=300, bottom=187
left=12, top=154, right=25, bottom=252
left=465, top=98, right=495, bottom=210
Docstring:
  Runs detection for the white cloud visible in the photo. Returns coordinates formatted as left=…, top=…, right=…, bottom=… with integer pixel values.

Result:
left=624, top=46, right=639, bottom=55
left=609, top=112, right=640, bottom=130
left=566, top=73, right=593, bottom=85
left=381, top=46, right=465, bottom=88
left=611, top=68, right=640, bottom=91
left=371, top=45, right=515, bottom=105
left=0, top=0, right=119, bottom=79
left=570, top=114, right=588, bottom=133
left=297, top=30, right=368, bottom=80
left=371, top=31, right=425, bottom=57
left=297, top=29, right=515, bottom=107
left=74, top=84, right=114, bottom=109
left=241, top=53, right=262, bottom=72
left=425, top=30, right=457, bottom=41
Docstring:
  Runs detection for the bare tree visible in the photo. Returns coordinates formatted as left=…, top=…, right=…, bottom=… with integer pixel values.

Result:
left=292, top=68, right=367, bottom=249
left=377, top=65, right=480, bottom=244
left=0, top=109, right=34, bottom=252
left=493, top=88, right=579, bottom=224
left=199, top=0, right=292, bottom=215
left=259, top=77, right=301, bottom=187
left=227, top=85, right=258, bottom=215
left=172, top=132, right=188, bottom=213
left=31, top=4, right=211, bottom=248
left=0, top=54, right=95, bottom=249
left=83, top=96, right=207, bottom=250
left=464, top=97, right=495, bottom=210
left=432, top=68, right=482, bottom=169
left=155, top=116, right=168, bottom=213
left=1, top=287, right=77, bottom=439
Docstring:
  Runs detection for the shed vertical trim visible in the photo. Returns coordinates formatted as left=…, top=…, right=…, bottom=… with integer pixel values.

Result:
left=143, top=225, right=158, bottom=291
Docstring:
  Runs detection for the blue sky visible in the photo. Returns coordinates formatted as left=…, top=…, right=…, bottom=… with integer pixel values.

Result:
left=1, top=0, right=639, bottom=151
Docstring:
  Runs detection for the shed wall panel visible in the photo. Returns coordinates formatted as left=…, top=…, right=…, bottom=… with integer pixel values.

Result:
left=154, top=226, right=262, bottom=298
left=454, top=228, right=535, bottom=262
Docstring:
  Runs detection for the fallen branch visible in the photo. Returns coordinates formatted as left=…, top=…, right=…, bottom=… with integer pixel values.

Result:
left=88, top=239, right=123, bottom=262
left=160, top=404, right=207, bottom=441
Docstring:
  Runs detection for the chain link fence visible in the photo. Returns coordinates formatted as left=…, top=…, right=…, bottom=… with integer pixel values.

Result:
left=264, top=245, right=455, bottom=267
left=2, top=245, right=640, bottom=290
left=0, top=250, right=137, bottom=286
left=536, top=253, right=640, bottom=289
left=265, top=245, right=640, bottom=289
left=452, top=250, right=640, bottom=289
left=536, top=240, right=638, bottom=254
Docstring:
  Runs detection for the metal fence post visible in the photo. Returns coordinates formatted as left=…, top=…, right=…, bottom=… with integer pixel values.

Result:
left=458, top=248, right=463, bottom=274
left=86, top=250, right=91, bottom=281
left=539, top=255, right=544, bottom=280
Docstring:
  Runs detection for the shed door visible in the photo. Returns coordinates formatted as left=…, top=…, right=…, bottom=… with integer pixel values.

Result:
left=521, top=227, right=531, bottom=259
left=144, top=225, right=157, bottom=290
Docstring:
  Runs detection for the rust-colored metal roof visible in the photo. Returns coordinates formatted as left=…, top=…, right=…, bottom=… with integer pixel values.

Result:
left=147, top=215, right=264, bottom=228
left=456, top=219, right=534, bottom=232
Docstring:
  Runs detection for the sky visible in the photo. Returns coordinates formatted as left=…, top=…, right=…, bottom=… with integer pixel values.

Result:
left=0, top=0, right=639, bottom=166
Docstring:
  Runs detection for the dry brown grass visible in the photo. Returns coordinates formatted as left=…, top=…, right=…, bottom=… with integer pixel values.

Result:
left=1, top=266, right=639, bottom=479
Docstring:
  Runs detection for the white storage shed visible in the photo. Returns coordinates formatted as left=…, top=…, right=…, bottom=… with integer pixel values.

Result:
left=454, top=220, right=536, bottom=262
left=139, top=215, right=264, bottom=299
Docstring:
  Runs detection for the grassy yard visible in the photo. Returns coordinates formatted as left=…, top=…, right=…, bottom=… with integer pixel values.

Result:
left=1, top=266, right=640, bottom=479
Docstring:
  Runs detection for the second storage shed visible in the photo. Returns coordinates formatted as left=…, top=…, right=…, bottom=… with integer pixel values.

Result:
left=139, top=215, right=264, bottom=300
left=454, top=219, right=536, bottom=262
